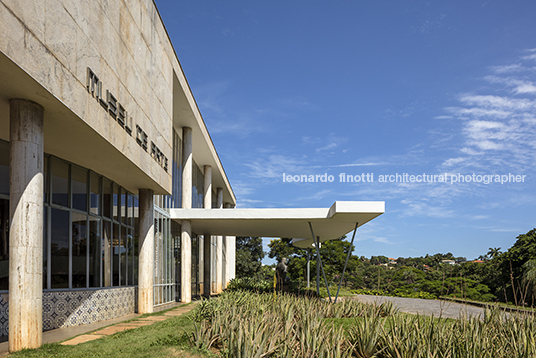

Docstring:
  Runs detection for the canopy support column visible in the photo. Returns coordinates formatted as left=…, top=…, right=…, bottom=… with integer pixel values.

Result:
left=334, top=222, right=358, bottom=304
left=309, top=222, right=332, bottom=303
left=306, top=249, right=310, bottom=289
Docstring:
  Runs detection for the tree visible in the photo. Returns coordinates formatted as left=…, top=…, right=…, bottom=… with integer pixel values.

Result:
left=500, top=229, right=536, bottom=304
left=268, top=237, right=359, bottom=285
left=487, top=247, right=502, bottom=260
left=268, top=238, right=307, bottom=262
left=319, top=238, right=357, bottom=280
left=268, top=238, right=310, bottom=281
left=235, top=237, right=265, bottom=279
left=522, top=259, right=536, bottom=305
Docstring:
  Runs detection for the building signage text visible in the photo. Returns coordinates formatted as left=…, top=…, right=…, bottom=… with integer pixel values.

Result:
left=86, top=68, right=168, bottom=172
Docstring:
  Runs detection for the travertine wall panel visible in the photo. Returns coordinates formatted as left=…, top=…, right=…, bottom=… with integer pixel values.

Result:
left=1, top=0, right=45, bottom=43
left=44, top=0, right=77, bottom=74
left=0, top=0, right=175, bottom=193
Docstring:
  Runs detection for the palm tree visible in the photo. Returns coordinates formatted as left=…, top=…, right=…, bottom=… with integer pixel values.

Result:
left=522, top=259, right=536, bottom=306
left=487, top=247, right=502, bottom=260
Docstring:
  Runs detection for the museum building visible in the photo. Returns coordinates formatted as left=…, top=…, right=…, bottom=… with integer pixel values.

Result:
left=0, top=0, right=237, bottom=351
left=0, top=0, right=386, bottom=352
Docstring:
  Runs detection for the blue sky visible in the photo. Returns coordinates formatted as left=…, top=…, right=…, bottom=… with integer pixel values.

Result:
left=156, top=1, right=536, bottom=263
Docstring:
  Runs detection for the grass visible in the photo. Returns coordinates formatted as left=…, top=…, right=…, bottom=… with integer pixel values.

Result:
left=318, top=286, right=355, bottom=298
left=10, top=291, right=536, bottom=357
left=440, top=295, right=536, bottom=312
left=187, top=291, right=536, bottom=357
left=10, top=305, right=213, bottom=358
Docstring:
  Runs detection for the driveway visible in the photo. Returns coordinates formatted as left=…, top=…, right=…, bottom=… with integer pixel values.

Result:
left=353, top=295, right=486, bottom=319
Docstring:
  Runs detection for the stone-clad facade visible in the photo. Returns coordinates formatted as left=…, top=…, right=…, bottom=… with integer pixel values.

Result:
left=0, top=0, right=236, bottom=351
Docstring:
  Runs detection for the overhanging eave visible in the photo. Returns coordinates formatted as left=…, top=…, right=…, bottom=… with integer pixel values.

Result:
left=169, top=201, right=385, bottom=247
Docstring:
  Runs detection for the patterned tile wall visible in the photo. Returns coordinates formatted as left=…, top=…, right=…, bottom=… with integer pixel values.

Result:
left=0, top=287, right=137, bottom=341
left=0, top=293, right=7, bottom=342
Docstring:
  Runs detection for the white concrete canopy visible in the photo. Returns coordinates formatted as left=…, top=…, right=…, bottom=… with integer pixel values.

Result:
left=170, top=201, right=384, bottom=248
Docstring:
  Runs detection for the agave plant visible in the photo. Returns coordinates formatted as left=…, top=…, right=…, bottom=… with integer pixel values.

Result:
left=347, top=311, right=385, bottom=358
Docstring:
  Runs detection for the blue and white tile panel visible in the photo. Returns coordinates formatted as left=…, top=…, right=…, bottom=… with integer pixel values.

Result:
left=0, top=287, right=137, bottom=340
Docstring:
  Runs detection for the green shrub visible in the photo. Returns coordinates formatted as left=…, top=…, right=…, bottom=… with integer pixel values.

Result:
left=351, top=288, right=386, bottom=296
left=226, top=277, right=272, bottom=293
left=188, top=291, right=536, bottom=357
left=392, top=288, right=437, bottom=300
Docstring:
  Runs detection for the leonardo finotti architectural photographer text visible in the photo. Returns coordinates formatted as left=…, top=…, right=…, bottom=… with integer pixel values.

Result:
left=282, top=173, right=527, bottom=185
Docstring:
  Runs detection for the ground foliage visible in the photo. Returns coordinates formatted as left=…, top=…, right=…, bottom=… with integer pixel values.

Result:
left=235, top=237, right=265, bottom=279
left=189, top=291, right=536, bottom=358
left=267, top=228, right=536, bottom=305
left=9, top=305, right=214, bottom=358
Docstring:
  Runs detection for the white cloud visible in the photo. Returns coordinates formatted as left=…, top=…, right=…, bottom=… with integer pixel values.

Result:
left=313, top=133, right=348, bottom=153
left=316, top=143, right=338, bottom=152
left=296, top=189, right=332, bottom=202
left=459, top=95, right=533, bottom=111
left=489, top=64, right=524, bottom=74
left=244, top=154, right=305, bottom=179
left=470, top=140, right=502, bottom=150
left=374, top=237, right=392, bottom=244
left=459, top=147, right=481, bottom=155
left=446, top=107, right=511, bottom=119
left=522, top=53, right=536, bottom=61
left=515, top=83, right=536, bottom=94
left=301, top=136, right=322, bottom=145
left=443, top=157, right=466, bottom=166
left=484, top=75, right=536, bottom=95
left=471, top=215, right=488, bottom=220
left=329, top=162, right=391, bottom=168
left=440, top=52, right=536, bottom=174
left=400, top=200, right=455, bottom=218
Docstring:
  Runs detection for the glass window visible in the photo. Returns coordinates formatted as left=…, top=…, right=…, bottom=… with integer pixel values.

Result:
left=127, top=194, right=133, bottom=227
left=133, top=196, right=139, bottom=231
left=173, top=221, right=181, bottom=302
left=154, top=217, right=161, bottom=285
left=51, top=208, right=69, bottom=288
left=192, top=236, right=198, bottom=295
left=72, top=213, right=87, bottom=288
left=72, top=166, right=88, bottom=212
left=51, top=158, right=69, bottom=208
left=128, top=228, right=134, bottom=286
left=90, top=172, right=101, bottom=215
left=0, top=199, right=9, bottom=290
left=191, top=162, right=204, bottom=209
left=121, top=189, right=126, bottom=224
left=89, top=216, right=101, bottom=287
left=121, top=227, right=127, bottom=286
left=0, top=140, right=9, bottom=196
left=113, top=184, right=119, bottom=222
left=113, top=223, right=119, bottom=286
left=169, top=130, right=182, bottom=209
left=43, top=206, right=48, bottom=289
left=133, top=197, right=139, bottom=285
left=37, top=155, right=138, bottom=290
left=44, top=156, right=48, bottom=203
left=103, top=178, right=112, bottom=219
left=102, top=220, right=111, bottom=287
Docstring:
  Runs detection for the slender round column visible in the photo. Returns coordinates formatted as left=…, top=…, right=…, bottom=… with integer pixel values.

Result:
left=203, top=165, right=212, bottom=209
left=215, top=188, right=223, bottom=293
left=181, top=220, right=192, bottom=302
left=199, top=165, right=212, bottom=297
left=181, top=127, right=192, bottom=209
left=138, top=189, right=154, bottom=314
left=222, top=203, right=236, bottom=289
left=9, top=99, right=44, bottom=352
left=181, top=127, right=193, bottom=302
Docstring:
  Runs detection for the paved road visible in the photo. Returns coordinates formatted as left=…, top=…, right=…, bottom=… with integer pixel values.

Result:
left=353, top=295, right=486, bottom=319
